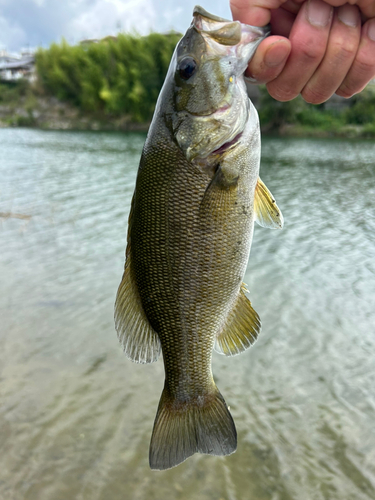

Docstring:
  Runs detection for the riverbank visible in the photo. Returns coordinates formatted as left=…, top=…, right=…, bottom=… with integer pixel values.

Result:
left=2, top=107, right=374, bottom=139
left=3, top=34, right=374, bottom=138
left=0, top=93, right=150, bottom=132
left=277, top=123, right=375, bottom=139
left=1, top=81, right=375, bottom=138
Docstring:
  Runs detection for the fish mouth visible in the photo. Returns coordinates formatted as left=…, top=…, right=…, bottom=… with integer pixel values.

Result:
left=193, top=5, right=270, bottom=51
left=193, top=7, right=242, bottom=46
left=193, top=5, right=230, bottom=24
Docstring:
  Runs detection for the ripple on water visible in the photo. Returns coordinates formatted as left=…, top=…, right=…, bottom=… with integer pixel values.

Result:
left=1, top=131, right=375, bottom=499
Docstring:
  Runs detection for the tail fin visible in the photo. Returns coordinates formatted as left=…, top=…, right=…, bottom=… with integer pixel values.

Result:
left=149, top=384, right=237, bottom=470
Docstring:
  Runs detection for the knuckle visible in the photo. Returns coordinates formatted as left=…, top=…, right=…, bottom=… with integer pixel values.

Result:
left=336, top=81, right=366, bottom=98
left=331, top=38, right=358, bottom=64
left=301, top=86, right=330, bottom=104
left=267, top=83, right=298, bottom=102
left=297, top=39, right=325, bottom=63
left=354, top=56, right=375, bottom=78
left=336, top=88, right=354, bottom=98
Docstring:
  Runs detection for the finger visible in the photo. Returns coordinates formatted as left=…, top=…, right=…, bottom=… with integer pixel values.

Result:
left=301, top=5, right=361, bottom=103
left=270, top=7, right=296, bottom=37
left=315, top=0, right=375, bottom=19
left=231, top=0, right=375, bottom=29
left=246, top=37, right=291, bottom=83
left=291, top=0, right=375, bottom=19
left=336, top=18, right=375, bottom=97
left=230, top=0, right=289, bottom=27
left=356, top=0, right=375, bottom=19
left=266, top=0, right=334, bottom=101
left=280, top=0, right=304, bottom=15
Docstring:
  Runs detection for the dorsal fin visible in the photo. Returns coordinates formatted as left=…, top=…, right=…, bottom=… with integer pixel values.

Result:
left=254, top=177, right=283, bottom=229
left=214, top=284, right=261, bottom=356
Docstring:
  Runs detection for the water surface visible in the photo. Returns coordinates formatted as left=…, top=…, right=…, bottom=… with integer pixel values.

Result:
left=1, top=129, right=374, bottom=500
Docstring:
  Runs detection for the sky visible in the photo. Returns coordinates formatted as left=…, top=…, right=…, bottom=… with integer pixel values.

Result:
left=0, top=0, right=233, bottom=52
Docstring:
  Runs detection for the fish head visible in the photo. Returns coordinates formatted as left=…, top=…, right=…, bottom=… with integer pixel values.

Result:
left=164, top=6, right=269, bottom=162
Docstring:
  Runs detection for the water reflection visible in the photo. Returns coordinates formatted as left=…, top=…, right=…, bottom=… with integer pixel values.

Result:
left=1, top=130, right=374, bottom=499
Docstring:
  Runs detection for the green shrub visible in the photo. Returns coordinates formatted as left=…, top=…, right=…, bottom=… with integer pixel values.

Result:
left=344, top=87, right=375, bottom=125
left=0, top=80, right=31, bottom=103
left=35, top=33, right=181, bottom=122
left=258, top=87, right=307, bottom=129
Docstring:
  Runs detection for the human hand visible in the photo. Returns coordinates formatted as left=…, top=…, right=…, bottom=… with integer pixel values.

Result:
left=231, top=0, right=375, bottom=103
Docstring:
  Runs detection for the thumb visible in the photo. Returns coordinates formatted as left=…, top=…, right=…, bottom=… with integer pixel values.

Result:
left=230, top=0, right=289, bottom=26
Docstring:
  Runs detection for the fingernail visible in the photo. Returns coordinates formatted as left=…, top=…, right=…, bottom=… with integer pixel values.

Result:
left=264, top=42, right=290, bottom=67
left=368, top=19, right=375, bottom=41
left=338, top=4, right=358, bottom=28
left=307, top=0, right=333, bottom=27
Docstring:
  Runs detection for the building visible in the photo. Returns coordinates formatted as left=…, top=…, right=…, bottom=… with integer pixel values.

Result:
left=0, top=54, right=35, bottom=82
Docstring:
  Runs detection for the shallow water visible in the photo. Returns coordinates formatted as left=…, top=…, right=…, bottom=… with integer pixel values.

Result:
left=1, top=128, right=374, bottom=500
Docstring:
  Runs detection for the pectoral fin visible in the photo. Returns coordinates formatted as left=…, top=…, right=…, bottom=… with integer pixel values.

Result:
left=114, top=196, right=161, bottom=364
left=200, top=163, right=239, bottom=214
left=214, top=284, right=261, bottom=356
left=254, top=177, right=283, bottom=229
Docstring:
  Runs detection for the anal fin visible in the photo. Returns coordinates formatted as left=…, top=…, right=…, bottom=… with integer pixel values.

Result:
left=254, top=177, right=283, bottom=229
left=215, top=284, right=261, bottom=356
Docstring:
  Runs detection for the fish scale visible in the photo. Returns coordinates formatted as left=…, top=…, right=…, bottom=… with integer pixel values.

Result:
left=114, top=6, right=283, bottom=470
left=136, top=133, right=216, bottom=393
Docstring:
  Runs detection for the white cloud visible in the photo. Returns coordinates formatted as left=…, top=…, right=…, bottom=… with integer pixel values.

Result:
left=32, top=0, right=46, bottom=7
left=162, top=6, right=183, bottom=27
left=67, top=0, right=156, bottom=42
left=0, top=0, right=233, bottom=51
left=0, top=15, right=27, bottom=50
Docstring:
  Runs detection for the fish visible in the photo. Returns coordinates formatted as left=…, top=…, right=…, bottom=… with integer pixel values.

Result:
left=114, top=5, right=283, bottom=471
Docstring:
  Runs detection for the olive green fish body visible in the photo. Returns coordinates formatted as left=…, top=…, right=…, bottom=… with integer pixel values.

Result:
left=115, top=6, right=283, bottom=470
left=133, top=116, right=258, bottom=388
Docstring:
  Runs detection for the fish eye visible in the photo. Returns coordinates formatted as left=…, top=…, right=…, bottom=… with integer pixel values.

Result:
left=178, top=57, right=197, bottom=80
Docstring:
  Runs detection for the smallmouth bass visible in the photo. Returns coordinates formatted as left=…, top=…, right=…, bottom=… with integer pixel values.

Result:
left=115, top=6, right=283, bottom=471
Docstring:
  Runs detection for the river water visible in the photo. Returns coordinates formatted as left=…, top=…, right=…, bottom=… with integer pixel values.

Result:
left=1, top=128, right=374, bottom=500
